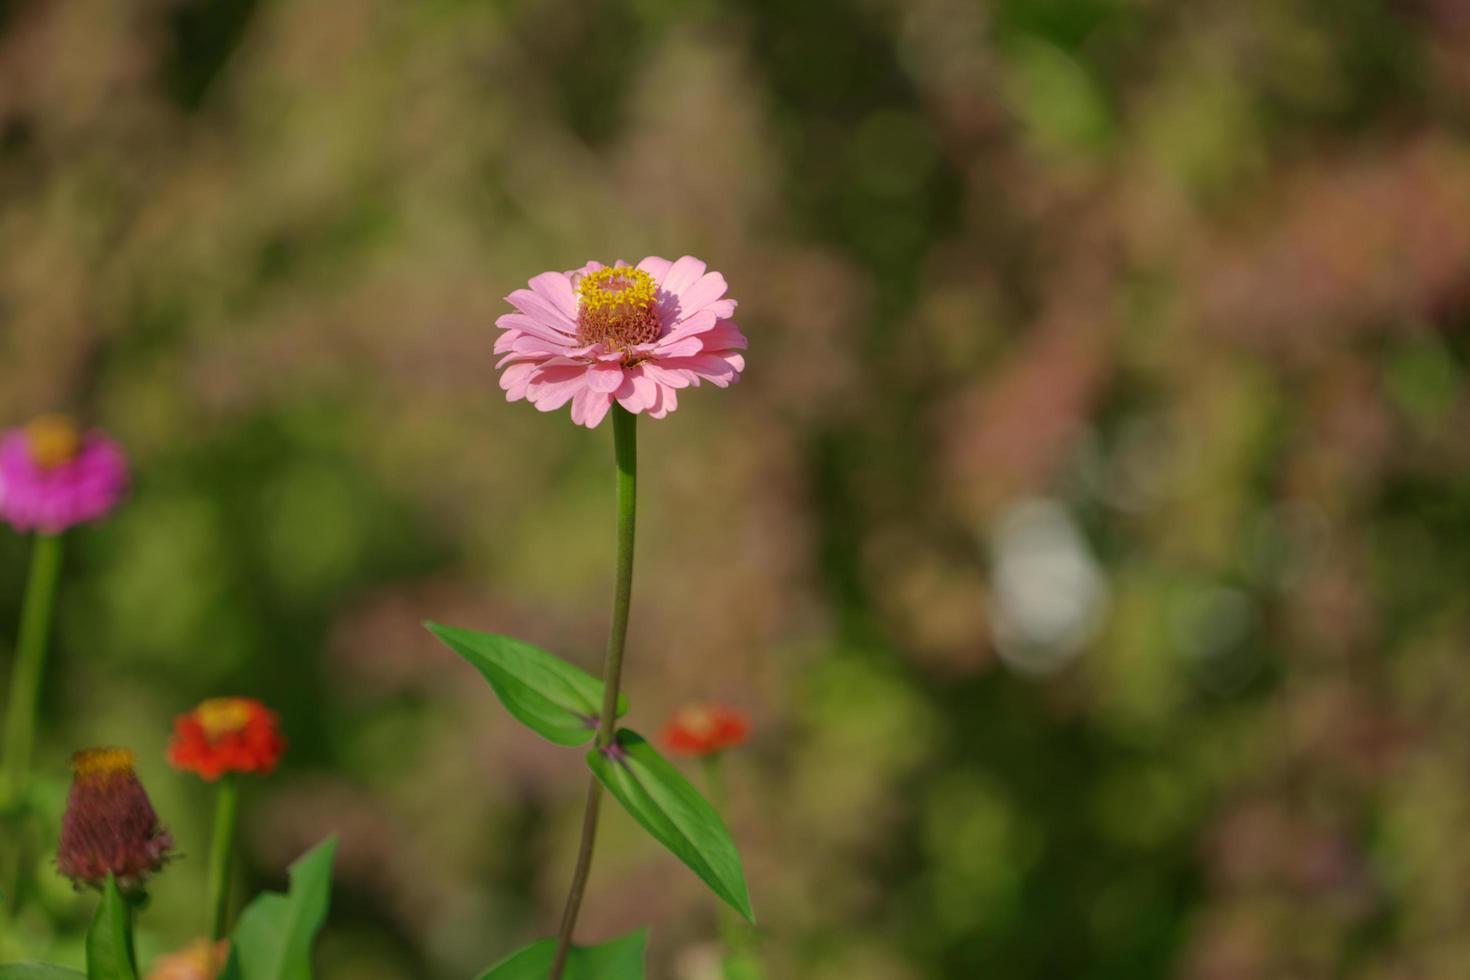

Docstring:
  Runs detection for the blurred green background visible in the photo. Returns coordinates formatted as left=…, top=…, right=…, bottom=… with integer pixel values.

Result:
left=4, top=0, right=1470, bottom=976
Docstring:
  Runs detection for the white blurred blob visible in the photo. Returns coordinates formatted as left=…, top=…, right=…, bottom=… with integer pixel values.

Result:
left=987, top=498, right=1110, bottom=676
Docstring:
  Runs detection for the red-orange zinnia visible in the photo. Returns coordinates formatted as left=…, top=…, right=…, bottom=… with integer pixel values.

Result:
left=660, top=702, right=750, bottom=758
left=167, top=698, right=285, bottom=781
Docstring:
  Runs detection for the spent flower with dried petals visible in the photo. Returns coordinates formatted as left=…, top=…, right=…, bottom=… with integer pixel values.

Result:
left=57, top=747, right=173, bottom=894
left=0, top=415, right=129, bottom=534
left=495, top=256, right=747, bottom=428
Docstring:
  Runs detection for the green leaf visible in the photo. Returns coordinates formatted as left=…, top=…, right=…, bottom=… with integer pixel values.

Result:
left=723, top=952, right=765, bottom=980
left=0, top=966, right=86, bottom=979
left=425, top=622, right=627, bottom=746
left=84, top=876, right=137, bottom=980
left=476, top=929, right=647, bottom=980
left=220, top=836, right=337, bottom=980
left=587, top=730, right=754, bottom=923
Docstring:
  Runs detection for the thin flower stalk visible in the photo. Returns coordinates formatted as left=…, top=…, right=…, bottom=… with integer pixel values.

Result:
left=207, top=775, right=239, bottom=941
left=550, top=405, right=638, bottom=980
left=0, top=532, right=64, bottom=810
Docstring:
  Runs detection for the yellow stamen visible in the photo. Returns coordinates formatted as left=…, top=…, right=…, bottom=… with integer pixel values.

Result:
left=576, top=267, right=657, bottom=313
left=195, top=698, right=253, bottom=739
left=25, top=414, right=82, bottom=469
left=71, top=747, right=137, bottom=777
left=674, top=705, right=717, bottom=739
left=575, top=267, right=661, bottom=353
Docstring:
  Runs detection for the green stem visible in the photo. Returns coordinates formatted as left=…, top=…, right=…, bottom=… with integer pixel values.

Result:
left=207, top=775, right=240, bottom=940
left=702, top=754, right=728, bottom=814
left=1, top=533, right=65, bottom=916
left=550, top=406, right=637, bottom=980
left=1, top=532, right=65, bottom=809
left=702, top=756, right=745, bottom=976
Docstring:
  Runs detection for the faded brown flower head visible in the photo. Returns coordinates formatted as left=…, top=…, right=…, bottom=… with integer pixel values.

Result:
left=57, top=747, right=173, bottom=893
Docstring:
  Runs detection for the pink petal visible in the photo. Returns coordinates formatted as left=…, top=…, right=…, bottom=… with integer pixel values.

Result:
left=587, top=362, right=625, bottom=393
left=659, top=353, right=740, bottom=387
left=677, top=272, right=728, bottom=315
left=528, top=271, right=579, bottom=321
left=658, top=310, right=718, bottom=348
left=526, top=363, right=593, bottom=411
left=529, top=381, right=585, bottom=413
left=495, top=314, right=574, bottom=344
left=649, top=384, right=679, bottom=419
left=641, top=362, right=693, bottom=390
left=512, top=333, right=578, bottom=356
left=616, top=367, right=660, bottom=412
left=651, top=336, right=705, bottom=358
left=505, top=289, right=576, bottom=333
left=574, top=388, right=615, bottom=428
left=661, top=256, right=707, bottom=302
left=500, top=362, right=538, bottom=400
left=702, top=299, right=737, bottom=320
left=698, top=323, right=748, bottom=351
left=636, top=256, right=673, bottom=284
left=496, top=350, right=549, bottom=368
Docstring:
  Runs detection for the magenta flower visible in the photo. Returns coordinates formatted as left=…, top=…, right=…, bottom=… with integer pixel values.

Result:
left=495, top=256, right=748, bottom=428
left=0, top=415, right=129, bottom=534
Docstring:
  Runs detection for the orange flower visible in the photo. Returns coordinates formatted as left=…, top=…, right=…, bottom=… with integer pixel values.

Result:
left=147, top=939, right=229, bottom=980
left=660, top=702, right=750, bottom=758
left=167, top=698, right=285, bottom=781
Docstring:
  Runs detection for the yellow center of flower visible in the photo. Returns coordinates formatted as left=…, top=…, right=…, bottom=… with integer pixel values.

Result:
left=71, top=746, right=137, bottom=777
left=196, top=698, right=252, bottom=739
left=575, top=267, right=661, bottom=354
left=25, top=414, right=82, bottom=469
left=674, top=704, right=717, bottom=739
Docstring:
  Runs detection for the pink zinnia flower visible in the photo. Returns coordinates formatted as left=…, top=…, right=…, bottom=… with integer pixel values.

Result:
left=0, top=415, right=129, bottom=534
left=494, top=256, right=747, bottom=428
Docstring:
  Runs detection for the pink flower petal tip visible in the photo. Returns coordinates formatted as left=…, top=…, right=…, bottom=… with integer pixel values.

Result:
left=494, top=256, right=748, bottom=428
left=0, top=416, right=130, bottom=534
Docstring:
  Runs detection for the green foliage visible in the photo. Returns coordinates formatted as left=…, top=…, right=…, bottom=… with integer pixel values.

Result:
left=221, top=837, right=337, bottom=980
left=722, top=953, right=765, bottom=980
left=587, top=730, right=753, bottom=923
left=84, top=877, right=136, bottom=980
left=0, top=967, right=85, bottom=979
left=426, top=623, right=625, bottom=747
left=475, top=929, right=647, bottom=980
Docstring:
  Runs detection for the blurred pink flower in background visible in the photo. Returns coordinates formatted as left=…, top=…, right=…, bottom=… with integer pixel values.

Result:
left=494, top=256, right=747, bottom=428
left=0, top=415, right=129, bottom=534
